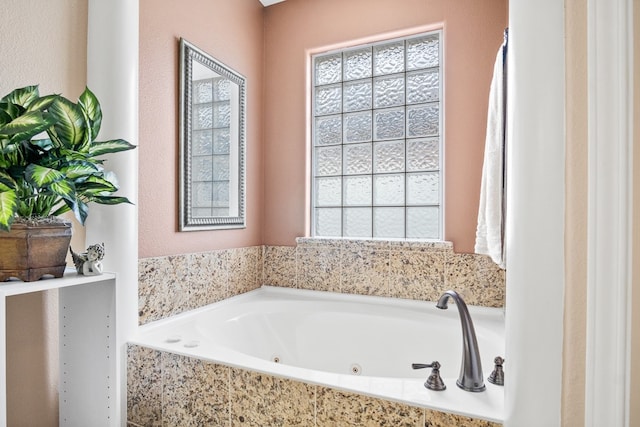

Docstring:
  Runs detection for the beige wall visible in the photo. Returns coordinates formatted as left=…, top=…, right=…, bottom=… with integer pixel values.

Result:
left=563, top=0, right=588, bottom=425
left=138, top=0, right=264, bottom=258
left=0, top=1, right=88, bottom=425
left=262, top=0, right=508, bottom=253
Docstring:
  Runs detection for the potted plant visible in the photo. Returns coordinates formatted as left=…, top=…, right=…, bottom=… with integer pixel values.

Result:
left=0, top=85, right=135, bottom=281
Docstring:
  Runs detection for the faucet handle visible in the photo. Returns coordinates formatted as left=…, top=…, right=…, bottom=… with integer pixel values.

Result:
left=412, top=361, right=446, bottom=391
left=488, top=356, right=505, bottom=386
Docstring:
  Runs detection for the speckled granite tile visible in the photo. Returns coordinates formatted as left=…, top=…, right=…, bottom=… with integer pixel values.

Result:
left=296, top=246, right=341, bottom=292
left=316, top=387, right=424, bottom=426
left=230, top=368, right=315, bottom=426
left=138, top=255, right=190, bottom=325
left=387, top=239, right=454, bottom=252
left=424, top=409, right=502, bottom=427
left=341, top=238, right=393, bottom=251
left=127, top=345, right=162, bottom=427
left=445, top=253, right=505, bottom=308
left=186, top=251, right=229, bottom=310
left=296, top=237, right=342, bottom=248
left=263, top=246, right=297, bottom=288
left=256, top=246, right=264, bottom=285
left=389, top=249, right=446, bottom=301
left=162, top=353, right=230, bottom=427
left=340, top=246, right=390, bottom=296
left=228, top=246, right=262, bottom=296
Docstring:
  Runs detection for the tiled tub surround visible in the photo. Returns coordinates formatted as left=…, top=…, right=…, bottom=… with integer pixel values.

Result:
left=265, top=238, right=505, bottom=307
left=138, top=246, right=263, bottom=325
left=132, top=240, right=505, bottom=426
left=128, top=345, right=502, bottom=427
left=137, top=241, right=504, bottom=327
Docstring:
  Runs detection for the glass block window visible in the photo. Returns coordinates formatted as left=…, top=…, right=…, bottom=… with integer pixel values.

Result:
left=312, top=31, right=442, bottom=239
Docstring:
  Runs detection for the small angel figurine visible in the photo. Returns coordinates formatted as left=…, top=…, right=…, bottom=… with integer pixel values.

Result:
left=70, top=242, right=105, bottom=276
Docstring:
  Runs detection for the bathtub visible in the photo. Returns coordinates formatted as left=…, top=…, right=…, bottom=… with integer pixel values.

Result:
left=130, top=286, right=505, bottom=423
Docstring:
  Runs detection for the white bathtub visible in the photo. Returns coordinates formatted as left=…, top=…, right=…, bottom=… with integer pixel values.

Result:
left=130, top=286, right=505, bottom=423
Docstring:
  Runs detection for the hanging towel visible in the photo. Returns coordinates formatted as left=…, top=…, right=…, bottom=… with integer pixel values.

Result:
left=475, top=40, right=507, bottom=269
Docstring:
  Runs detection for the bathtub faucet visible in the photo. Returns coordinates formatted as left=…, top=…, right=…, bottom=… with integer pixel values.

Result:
left=436, top=290, right=485, bottom=392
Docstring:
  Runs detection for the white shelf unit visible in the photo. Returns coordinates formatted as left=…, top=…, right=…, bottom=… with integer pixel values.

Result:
left=0, top=271, right=117, bottom=427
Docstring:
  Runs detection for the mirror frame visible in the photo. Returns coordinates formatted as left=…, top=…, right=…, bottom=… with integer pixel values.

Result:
left=179, top=38, right=246, bottom=231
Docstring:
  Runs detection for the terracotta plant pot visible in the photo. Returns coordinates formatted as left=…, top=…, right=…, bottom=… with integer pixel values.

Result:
left=0, top=220, right=72, bottom=282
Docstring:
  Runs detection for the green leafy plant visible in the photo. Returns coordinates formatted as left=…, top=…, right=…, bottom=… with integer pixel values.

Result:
left=0, top=85, right=135, bottom=231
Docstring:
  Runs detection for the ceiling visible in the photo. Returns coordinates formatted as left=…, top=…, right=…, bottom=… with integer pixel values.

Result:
left=259, top=0, right=286, bottom=6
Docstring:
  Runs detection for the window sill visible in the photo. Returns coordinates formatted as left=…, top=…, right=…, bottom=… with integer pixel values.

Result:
left=296, top=237, right=453, bottom=251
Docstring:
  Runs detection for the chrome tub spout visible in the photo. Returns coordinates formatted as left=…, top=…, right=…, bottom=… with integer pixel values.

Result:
left=436, top=290, right=485, bottom=392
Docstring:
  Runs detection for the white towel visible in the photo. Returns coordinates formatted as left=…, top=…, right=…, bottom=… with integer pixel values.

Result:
left=475, top=43, right=506, bottom=269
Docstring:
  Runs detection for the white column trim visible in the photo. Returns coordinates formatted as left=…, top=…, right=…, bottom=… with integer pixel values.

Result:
left=585, top=0, right=634, bottom=425
left=504, top=1, right=565, bottom=426
left=86, top=1, right=139, bottom=425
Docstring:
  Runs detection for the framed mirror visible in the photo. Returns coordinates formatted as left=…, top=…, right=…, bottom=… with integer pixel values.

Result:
left=179, top=38, right=246, bottom=231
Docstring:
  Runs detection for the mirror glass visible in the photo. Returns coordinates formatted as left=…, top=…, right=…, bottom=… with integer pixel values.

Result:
left=179, top=38, right=246, bottom=230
